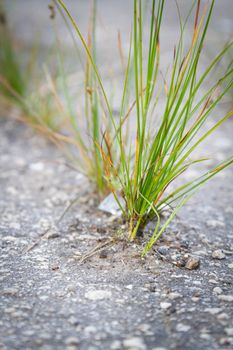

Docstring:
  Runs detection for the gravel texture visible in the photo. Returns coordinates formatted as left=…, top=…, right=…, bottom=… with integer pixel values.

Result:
left=0, top=117, right=233, bottom=350
left=1, top=1, right=233, bottom=349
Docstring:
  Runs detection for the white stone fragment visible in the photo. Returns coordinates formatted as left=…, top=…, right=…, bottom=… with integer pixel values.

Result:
left=218, top=295, right=233, bottom=302
left=204, top=307, right=222, bottom=315
left=212, top=249, right=226, bottom=260
left=110, top=340, right=122, bottom=350
left=160, top=302, right=172, bottom=310
left=85, top=290, right=112, bottom=301
left=98, top=193, right=125, bottom=216
left=123, top=337, right=146, bottom=350
left=176, top=323, right=191, bottom=332
left=29, top=162, right=45, bottom=171
left=206, top=220, right=225, bottom=228
left=213, top=287, right=223, bottom=295
left=225, top=328, right=233, bottom=336
left=168, top=292, right=182, bottom=300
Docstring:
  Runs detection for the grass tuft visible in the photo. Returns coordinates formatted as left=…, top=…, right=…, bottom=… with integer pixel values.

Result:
left=56, top=0, right=232, bottom=252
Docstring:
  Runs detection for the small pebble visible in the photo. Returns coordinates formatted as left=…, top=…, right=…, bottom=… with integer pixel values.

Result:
left=29, top=162, right=45, bottom=171
left=217, top=313, right=230, bottom=321
left=206, top=220, right=225, bottom=228
left=68, top=316, right=79, bottom=326
left=208, top=279, right=218, bottom=284
left=168, top=292, right=182, bottom=300
left=160, top=302, right=172, bottom=310
left=84, top=325, right=97, bottom=335
left=176, top=323, right=191, bottom=332
left=175, top=258, right=186, bottom=268
left=200, top=333, right=211, bottom=340
left=47, top=232, right=60, bottom=239
left=204, top=307, right=222, bottom=315
left=148, top=284, right=156, bottom=293
left=219, top=337, right=231, bottom=346
left=213, top=287, right=223, bottom=295
left=110, top=340, right=122, bottom=350
left=99, top=250, right=108, bottom=259
left=125, top=285, right=133, bottom=290
left=85, top=290, right=112, bottom=301
left=212, top=249, right=226, bottom=260
left=185, top=256, right=200, bottom=270
left=158, top=246, right=169, bottom=255
left=65, top=337, right=79, bottom=346
left=180, top=240, right=189, bottom=249
left=191, top=297, right=200, bottom=302
left=218, top=295, right=233, bottom=302
left=225, top=328, right=233, bottom=336
left=123, top=337, right=146, bottom=350
left=137, top=324, right=151, bottom=333
left=2, top=288, right=19, bottom=296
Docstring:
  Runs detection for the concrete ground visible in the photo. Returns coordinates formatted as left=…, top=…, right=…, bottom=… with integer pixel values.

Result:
left=0, top=1, right=233, bottom=349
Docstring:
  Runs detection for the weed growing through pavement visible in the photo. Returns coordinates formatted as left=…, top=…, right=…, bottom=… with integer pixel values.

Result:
left=56, top=0, right=233, bottom=253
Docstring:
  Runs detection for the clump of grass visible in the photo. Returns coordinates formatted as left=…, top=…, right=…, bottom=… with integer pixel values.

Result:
left=117, top=0, right=233, bottom=254
left=56, top=0, right=232, bottom=253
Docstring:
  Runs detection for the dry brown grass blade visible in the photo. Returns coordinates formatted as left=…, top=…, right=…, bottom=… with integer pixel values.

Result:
left=78, top=239, right=115, bottom=264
